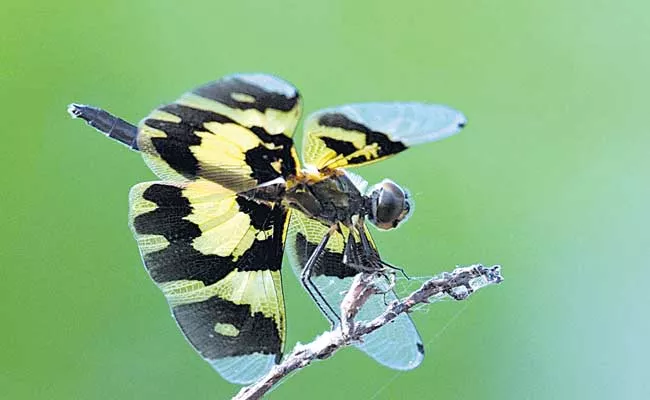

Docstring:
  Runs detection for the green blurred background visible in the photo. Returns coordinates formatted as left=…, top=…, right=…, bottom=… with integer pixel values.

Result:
left=2, top=0, right=648, bottom=398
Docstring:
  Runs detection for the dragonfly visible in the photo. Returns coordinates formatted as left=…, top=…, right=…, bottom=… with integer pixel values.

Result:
left=69, top=73, right=466, bottom=384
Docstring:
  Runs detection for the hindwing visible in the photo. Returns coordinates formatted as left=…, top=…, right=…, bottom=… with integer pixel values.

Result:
left=129, top=179, right=288, bottom=384
left=285, top=210, right=424, bottom=370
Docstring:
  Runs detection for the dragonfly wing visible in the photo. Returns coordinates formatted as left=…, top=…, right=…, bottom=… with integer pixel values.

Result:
left=137, top=73, right=302, bottom=192
left=129, top=179, right=288, bottom=384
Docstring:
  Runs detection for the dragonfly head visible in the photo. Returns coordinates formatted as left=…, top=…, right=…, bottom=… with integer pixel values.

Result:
left=367, top=179, right=413, bottom=230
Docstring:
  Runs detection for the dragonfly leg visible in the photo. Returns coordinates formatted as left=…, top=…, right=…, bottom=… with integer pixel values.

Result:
left=379, top=259, right=410, bottom=280
left=301, top=224, right=341, bottom=326
left=357, top=222, right=410, bottom=279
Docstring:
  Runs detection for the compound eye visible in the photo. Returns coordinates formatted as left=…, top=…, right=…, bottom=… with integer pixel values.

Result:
left=371, top=180, right=410, bottom=230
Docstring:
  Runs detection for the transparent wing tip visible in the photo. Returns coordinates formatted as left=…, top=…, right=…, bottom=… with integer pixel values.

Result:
left=439, top=109, right=467, bottom=137
left=361, top=340, right=425, bottom=371
left=456, top=112, right=467, bottom=129
left=402, top=342, right=426, bottom=370
left=208, top=353, right=277, bottom=385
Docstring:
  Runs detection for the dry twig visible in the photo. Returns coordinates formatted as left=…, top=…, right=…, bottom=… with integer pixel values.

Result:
left=233, top=264, right=503, bottom=400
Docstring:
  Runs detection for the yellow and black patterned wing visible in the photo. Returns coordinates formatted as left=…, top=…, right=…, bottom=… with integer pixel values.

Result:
left=129, top=179, right=288, bottom=384
left=285, top=209, right=424, bottom=370
left=137, top=73, right=302, bottom=192
left=302, top=102, right=466, bottom=170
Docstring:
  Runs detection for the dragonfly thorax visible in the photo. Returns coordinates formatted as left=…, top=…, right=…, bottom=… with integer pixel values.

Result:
left=283, top=172, right=368, bottom=226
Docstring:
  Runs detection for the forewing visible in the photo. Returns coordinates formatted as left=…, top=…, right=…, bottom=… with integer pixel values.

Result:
left=137, top=73, right=302, bottom=192
left=285, top=210, right=424, bottom=370
left=129, top=179, right=288, bottom=384
left=302, top=102, right=466, bottom=170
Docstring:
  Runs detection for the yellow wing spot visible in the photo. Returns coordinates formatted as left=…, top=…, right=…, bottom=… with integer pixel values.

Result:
left=191, top=212, right=251, bottom=257
left=290, top=208, right=347, bottom=253
left=189, top=127, right=260, bottom=189
left=216, top=269, right=284, bottom=342
left=130, top=184, right=172, bottom=255
left=353, top=142, right=380, bottom=160
left=182, top=178, right=234, bottom=198
left=314, top=129, right=367, bottom=149
left=326, top=224, right=347, bottom=252
left=147, top=109, right=182, bottom=123
left=302, top=137, right=329, bottom=168
left=201, top=122, right=262, bottom=151
left=228, top=225, right=275, bottom=261
left=136, top=234, right=169, bottom=255
left=320, top=143, right=382, bottom=170
left=182, top=180, right=273, bottom=258
left=270, top=160, right=283, bottom=174
left=161, top=280, right=206, bottom=301
left=160, top=270, right=285, bottom=341
left=191, top=129, right=252, bottom=165
left=139, top=124, right=168, bottom=139
left=304, top=128, right=369, bottom=169
left=214, top=323, right=240, bottom=337
left=230, top=92, right=256, bottom=103
left=183, top=182, right=240, bottom=228
left=229, top=223, right=273, bottom=261
left=321, top=143, right=380, bottom=169
left=179, top=93, right=300, bottom=136
left=231, top=227, right=257, bottom=261
left=130, top=188, right=158, bottom=217
left=137, top=124, right=192, bottom=182
left=256, top=228, right=273, bottom=241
